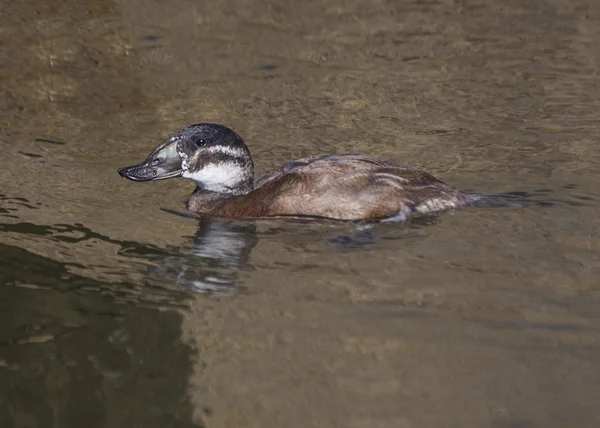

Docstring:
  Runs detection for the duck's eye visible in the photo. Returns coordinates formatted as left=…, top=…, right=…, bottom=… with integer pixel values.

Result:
left=193, top=138, right=206, bottom=147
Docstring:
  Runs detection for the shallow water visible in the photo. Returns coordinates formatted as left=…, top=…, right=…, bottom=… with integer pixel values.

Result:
left=2, top=0, right=600, bottom=427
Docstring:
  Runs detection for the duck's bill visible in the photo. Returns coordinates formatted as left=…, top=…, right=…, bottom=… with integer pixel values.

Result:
left=118, top=140, right=182, bottom=182
left=118, top=163, right=182, bottom=181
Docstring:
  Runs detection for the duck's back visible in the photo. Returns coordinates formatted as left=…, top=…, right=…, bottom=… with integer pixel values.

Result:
left=205, top=154, right=477, bottom=220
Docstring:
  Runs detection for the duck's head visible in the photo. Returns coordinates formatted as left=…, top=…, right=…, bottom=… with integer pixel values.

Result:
left=118, top=123, right=254, bottom=194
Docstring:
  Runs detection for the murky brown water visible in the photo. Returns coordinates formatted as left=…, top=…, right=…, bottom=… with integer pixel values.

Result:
left=2, top=0, right=600, bottom=427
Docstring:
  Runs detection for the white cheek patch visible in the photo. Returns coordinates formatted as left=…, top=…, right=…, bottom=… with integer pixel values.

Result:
left=205, top=145, right=247, bottom=159
left=182, top=162, right=246, bottom=193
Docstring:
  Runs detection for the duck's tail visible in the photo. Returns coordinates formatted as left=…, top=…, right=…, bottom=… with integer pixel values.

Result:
left=468, top=189, right=555, bottom=209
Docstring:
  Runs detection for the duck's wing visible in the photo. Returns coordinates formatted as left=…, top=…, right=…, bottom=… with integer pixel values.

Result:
left=246, top=153, right=472, bottom=220
left=254, top=153, right=407, bottom=189
left=189, top=153, right=477, bottom=220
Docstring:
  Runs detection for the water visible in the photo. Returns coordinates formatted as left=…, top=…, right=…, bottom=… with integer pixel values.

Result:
left=2, top=0, right=600, bottom=427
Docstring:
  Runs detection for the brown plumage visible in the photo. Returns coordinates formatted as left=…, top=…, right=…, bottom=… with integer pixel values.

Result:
left=118, top=124, right=480, bottom=221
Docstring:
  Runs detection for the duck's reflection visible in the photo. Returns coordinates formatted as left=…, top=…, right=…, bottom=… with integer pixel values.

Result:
left=146, top=211, right=444, bottom=295
left=149, top=217, right=258, bottom=296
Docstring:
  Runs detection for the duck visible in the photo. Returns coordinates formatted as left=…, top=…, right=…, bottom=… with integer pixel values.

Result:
left=118, top=123, right=482, bottom=221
